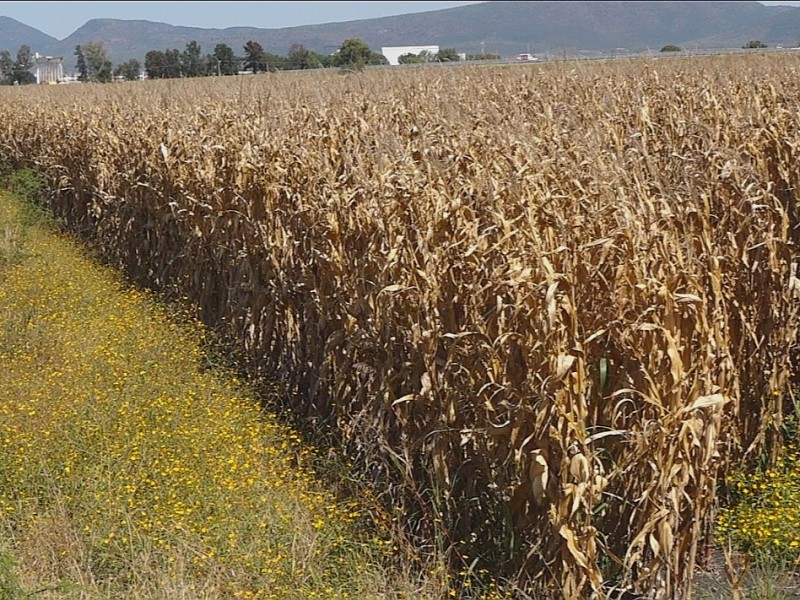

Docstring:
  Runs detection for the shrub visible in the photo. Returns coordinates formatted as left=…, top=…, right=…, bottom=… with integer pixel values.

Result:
left=7, top=168, right=45, bottom=205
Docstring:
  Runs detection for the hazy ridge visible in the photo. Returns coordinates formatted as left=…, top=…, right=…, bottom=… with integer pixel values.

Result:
left=1, top=1, right=798, bottom=69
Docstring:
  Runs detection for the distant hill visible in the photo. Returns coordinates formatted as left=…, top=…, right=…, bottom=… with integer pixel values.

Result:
left=57, top=18, right=272, bottom=65
left=1, top=1, right=798, bottom=71
left=0, top=16, right=58, bottom=56
left=687, top=4, right=800, bottom=49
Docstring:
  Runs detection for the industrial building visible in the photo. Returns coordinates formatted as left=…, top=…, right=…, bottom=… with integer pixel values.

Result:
left=32, top=54, right=64, bottom=84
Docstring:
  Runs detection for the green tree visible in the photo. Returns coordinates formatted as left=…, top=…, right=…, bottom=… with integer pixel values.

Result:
left=212, top=43, right=238, bottom=75
left=81, top=42, right=112, bottom=82
left=660, top=45, right=682, bottom=52
left=398, top=52, right=425, bottom=65
left=466, top=52, right=500, bottom=60
left=74, top=45, right=88, bottom=81
left=0, top=50, right=14, bottom=84
left=436, top=47, right=460, bottom=62
left=163, top=48, right=181, bottom=78
left=334, top=38, right=372, bottom=69
left=331, top=39, right=387, bottom=69
left=181, top=40, right=204, bottom=77
left=244, top=40, right=266, bottom=73
left=15, top=44, right=31, bottom=70
left=114, top=59, right=141, bottom=81
left=262, top=52, right=287, bottom=72
left=310, top=50, right=326, bottom=67
left=319, top=53, right=336, bottom=68
left=743, top=40, right=767, bottom=49
left=144, top=50, right=166, bottom=78
left=287, top=43, right=320, bottom=70
left=368, top=51, right=388, bottom=66
left=11, top=44, right=35, bottom=85
left=203, top=53, right=217, bottom=76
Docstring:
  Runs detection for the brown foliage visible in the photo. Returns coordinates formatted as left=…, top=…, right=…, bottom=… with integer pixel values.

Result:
left=1, top=56, right=799, bottom=597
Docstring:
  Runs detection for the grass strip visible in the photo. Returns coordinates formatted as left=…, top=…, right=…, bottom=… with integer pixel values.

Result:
left=0, top=190, right=416, bottom=599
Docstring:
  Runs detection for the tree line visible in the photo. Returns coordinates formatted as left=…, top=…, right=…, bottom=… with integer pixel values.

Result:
left=85, top=38, right=392, bottom=82
left=0, top=42, right=117, bottom=84
left=1, top=37, right=483, bottom=85
left=74, top=39, right=338, bottom=82
left=143, top=38, right=391, bottom=78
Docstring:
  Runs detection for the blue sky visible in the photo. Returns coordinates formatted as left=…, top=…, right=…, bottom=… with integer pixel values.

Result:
left=0, top=2, right=483, bottom=39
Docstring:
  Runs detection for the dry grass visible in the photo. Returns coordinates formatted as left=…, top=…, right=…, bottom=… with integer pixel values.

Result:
left=0, top=191, right=443, bottom=599
left=0, top=54, right=799, bottom=598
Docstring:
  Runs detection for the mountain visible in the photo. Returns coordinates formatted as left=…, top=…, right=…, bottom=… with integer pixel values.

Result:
left=0, top=16, right=58, bottom=56
left=1, top=1, right=798, bottom=71
left=687, top=5, right=800, bottom=49
left=57, top=19, right=270, bottom=63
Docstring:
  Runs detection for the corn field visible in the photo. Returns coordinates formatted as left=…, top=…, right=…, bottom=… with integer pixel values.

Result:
left=1, top=54, right=799, bottom=598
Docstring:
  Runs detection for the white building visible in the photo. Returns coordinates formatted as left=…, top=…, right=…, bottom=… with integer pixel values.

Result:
left=381, top=45, right=440, bottom=66
left=32, top=53, right=63, bottom=84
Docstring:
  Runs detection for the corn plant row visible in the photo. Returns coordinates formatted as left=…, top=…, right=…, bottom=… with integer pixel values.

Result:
left=0, top=55, right=798, bottom=598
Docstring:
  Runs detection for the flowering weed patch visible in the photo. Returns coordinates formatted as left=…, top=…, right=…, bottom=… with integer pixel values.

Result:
left=716, top=446, right=800, bottom=569
left=0, top=190, right=422, bottom=599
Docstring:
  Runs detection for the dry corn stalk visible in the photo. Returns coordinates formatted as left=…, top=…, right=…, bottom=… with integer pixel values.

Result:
left=0, top=54, right=798, bottom=598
